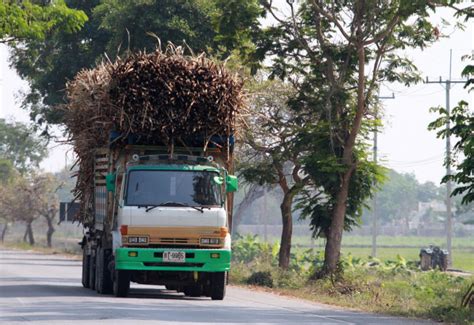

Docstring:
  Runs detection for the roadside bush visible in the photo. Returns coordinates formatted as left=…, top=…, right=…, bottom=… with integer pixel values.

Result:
left=231, top=235, right=472, bottom=324
left=247, top=271, right=273, bottom=288
left=232, top=234, right=278, bottom=264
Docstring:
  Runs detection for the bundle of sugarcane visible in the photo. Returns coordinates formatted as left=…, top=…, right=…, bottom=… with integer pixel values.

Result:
left=62, top=45, right=244, bottom=225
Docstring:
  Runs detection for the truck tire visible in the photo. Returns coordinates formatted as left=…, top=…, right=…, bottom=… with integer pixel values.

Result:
left=165, top=285, right=177, bottom=291
left=82, top=249, right=90, bottom=288
left=184, top=285, right=202, bottom=297
left=95, top=248, right=113, bottom=294
left=113, top=270, right=130, bottom=297
left=89, top=252, right=96, bottom=290
left=210, top=272, right=226, bottom=300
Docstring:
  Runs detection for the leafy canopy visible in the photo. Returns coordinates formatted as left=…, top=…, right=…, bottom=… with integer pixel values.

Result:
left=0, top=119, right=48, bottom=174
left=0, top=0, right=87, bottom=43
left=8, top=0, right=225, bottom=131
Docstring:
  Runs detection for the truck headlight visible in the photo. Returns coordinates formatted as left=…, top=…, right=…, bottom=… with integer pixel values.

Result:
left=128, top=236, right=148, bottom=244
left=200, top=238, right=220, bottom=245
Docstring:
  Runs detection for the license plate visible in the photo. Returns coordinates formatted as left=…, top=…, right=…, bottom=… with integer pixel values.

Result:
left=163, top=251, right=186, bottom=263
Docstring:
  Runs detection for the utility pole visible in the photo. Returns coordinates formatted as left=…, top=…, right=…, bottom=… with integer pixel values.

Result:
left=425, top=49, right=466, bottom=266
left=372, top=92, right=395, bottom=257
left=263, top=188, right=268, bottom=242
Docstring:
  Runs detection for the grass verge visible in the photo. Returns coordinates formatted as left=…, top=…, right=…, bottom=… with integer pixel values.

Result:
left=232, top=234, right=474, bottom=324
left=0, top=241, right=81, bottom=259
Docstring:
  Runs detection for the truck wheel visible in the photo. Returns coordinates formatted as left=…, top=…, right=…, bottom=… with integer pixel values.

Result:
left=95, top=248, right=113, bottom=294
left=113, top=270, right=130, bottom=297
left=82, top=249, right=90, bottom=288
left=184, top=285, right=202, bottom=297
left=89, top=252, right=96, bottom=290
left=210, top=272, right=226, bottom=300
left=165, top=285, right=177, bottom=291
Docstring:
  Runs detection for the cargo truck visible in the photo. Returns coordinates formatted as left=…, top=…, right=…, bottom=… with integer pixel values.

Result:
left=80, top=142, right=237, bottom=300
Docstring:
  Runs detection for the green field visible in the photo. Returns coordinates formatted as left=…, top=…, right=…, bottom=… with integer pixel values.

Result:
left=291, top=235, right=474, bottom=248
left=340, top=247, right=474, bottom=272
left=283, top=235, right=474, bottom=272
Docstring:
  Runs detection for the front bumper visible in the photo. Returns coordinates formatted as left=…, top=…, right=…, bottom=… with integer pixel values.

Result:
left=115, top=247, right=231, bottom=272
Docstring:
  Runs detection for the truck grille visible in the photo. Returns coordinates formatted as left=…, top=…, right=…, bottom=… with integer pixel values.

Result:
left=157, top=238, right=200, bottom=245
left=154, top=252, right=195, bottom=258
left=143, top=262, right=204, bottom=268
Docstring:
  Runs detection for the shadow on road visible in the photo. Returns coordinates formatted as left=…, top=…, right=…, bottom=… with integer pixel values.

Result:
left=0, top=300, right=337, bottom=323
left=0, top=261, right=81, bottom=267
left=0, top=256, right=80, bottom=263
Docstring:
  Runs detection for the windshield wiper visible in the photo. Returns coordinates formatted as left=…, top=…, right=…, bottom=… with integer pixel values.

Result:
left=145, top=201, right=204, bottom=213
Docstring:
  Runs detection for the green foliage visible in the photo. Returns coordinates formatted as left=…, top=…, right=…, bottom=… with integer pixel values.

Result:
left=231, top=233, right=278, bottom=264
left=230, top=244, right=473, bottom=324
left=0, top=159, right=15, bottom=184
left=0, top=120, right=47, bottom=174
left=429, top=101, right=474, bottom=205
left=0, top=0, right=87, bottom=42
left=8, top=0, right=229, bottom=130
left=246, top=271, right=273, bottom=287
left=212, top=0, right=264, bottom=71
left=229, top=1, right=442, bottom=250
left=298, top=146, right=384, bottom=238
left=94, top=0, right=217, bottom=55
left=428, top=7, right=473, bottom=212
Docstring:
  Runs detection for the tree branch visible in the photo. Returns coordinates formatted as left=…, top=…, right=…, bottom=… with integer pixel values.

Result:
left=309, top=0, right=352, bottom=41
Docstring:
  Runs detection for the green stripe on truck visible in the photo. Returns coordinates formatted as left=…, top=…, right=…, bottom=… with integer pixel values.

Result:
left=115, top=248, right=231, bottom=272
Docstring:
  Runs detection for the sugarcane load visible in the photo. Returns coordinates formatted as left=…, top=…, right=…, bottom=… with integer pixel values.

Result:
left=63, top=45, right=244, bottom=299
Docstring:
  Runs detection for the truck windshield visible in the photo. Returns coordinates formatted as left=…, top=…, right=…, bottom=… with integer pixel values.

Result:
left=125, top=170, right=222, bottom=207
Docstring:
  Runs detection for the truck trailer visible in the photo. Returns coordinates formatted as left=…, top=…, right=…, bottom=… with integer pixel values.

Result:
left=80, top=144, right=237, bottom=300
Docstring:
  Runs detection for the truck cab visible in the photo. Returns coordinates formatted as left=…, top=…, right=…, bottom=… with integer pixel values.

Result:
left=83, top=148, right=237, bottom=300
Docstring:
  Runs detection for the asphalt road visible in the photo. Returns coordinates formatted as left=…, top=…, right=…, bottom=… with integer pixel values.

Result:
left=0, top=249, right=433, bottom=325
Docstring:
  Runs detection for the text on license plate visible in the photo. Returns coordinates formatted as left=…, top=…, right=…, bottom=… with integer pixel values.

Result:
left=163, top=251, right=186, bottom=263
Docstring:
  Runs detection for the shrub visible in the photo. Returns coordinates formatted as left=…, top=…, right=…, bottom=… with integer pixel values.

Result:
left=246, top=271, right=273, bottom=288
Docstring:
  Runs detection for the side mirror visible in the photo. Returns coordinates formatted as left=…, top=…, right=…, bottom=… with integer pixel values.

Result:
left=106, top=173, right=116, bottom=192
left=226, top=175, right=238, bottom=193
left=213, top=176, right=224, bottom=185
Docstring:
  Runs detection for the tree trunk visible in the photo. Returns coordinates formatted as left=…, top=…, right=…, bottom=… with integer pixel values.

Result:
left=26, top=222, right=35, bottom=246
left=1, top=223, right=8, bottom=242
left=46, top=216, right=55, bottom=248
left=323, top=169, right=353, bottom=274
left=322, top=42, right=366, bottom=276
left=278, top=192, right=294, bottom=269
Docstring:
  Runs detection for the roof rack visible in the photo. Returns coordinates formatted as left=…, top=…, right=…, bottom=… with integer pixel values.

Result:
left=127, top=154, right=221, bottom=169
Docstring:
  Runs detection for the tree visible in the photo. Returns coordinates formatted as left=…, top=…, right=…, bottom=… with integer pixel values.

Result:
left=0, top=119, right=47, bottom=174
left=0, top=159, right=15, bottom=184
left=0, top=119, right=48, bottom=242
left=0, top=159, right=16, bottom=242
left=232, top=183, right=267, bottom=231
left=31, top=174, right=60, bottom=247
left=94, top=0, right=217, bottom=55
left=428, top=5, right=472, bottom=222
left=0, top=172, right=60, bottom=246
left=428, top=56, right=473, bottom=207
left=239, top=79, right=310, bottom=269
left=376, top=170, right=419, bottom=228
left=1, top=175, right=38, bottom=245
left=0, top=0, right=87, bottom=44
left=217, top=0, right=445, bottom=274
left=7, top=0, right=222, bottom=129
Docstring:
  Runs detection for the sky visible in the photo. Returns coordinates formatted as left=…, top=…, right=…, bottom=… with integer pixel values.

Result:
left=0, top=6, right=472, bottom=184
